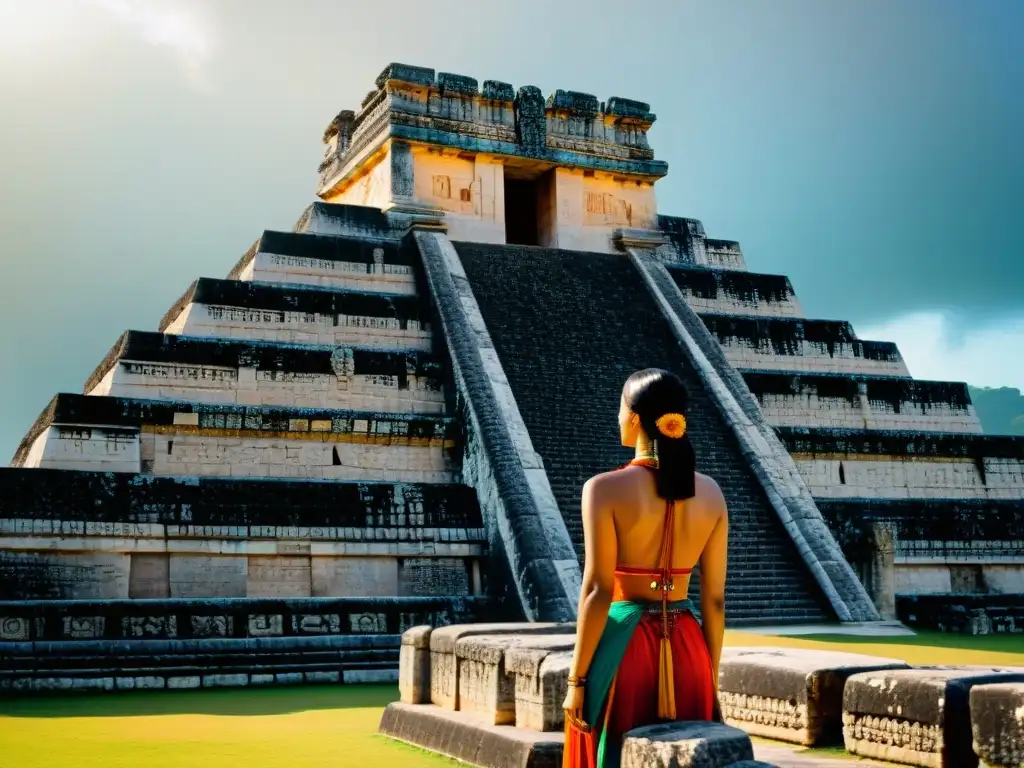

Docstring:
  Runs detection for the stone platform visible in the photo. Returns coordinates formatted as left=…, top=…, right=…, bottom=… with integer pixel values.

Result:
left=0, top=597, right=492, bottom=693
left=381, top=623, right=1024, bottom=768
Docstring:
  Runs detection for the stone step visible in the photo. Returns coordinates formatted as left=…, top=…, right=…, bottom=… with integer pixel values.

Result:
left=698, top=313, right=908, bottom=377
left=85, top=331, right=445, bottom=413
left=159, top=278, right=433, bottom=351
left=12, top=393, right=457, bottom=483
left=227, top=230, right=418, bottom=295
left=455, top=244, right=830, bottom=626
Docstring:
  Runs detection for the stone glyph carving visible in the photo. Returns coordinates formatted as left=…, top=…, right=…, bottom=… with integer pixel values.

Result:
left=843, top=667, right=1024, bottom=767
left=718, top=647, right=908, bottom=745
left=970, top=682, right=1024, bottom=768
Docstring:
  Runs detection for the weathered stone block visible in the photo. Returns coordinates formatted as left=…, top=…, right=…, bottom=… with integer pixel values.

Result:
left=455, top=633, right=575, bottom=725
left=506, top=644, right=575, bottom=732
left=620, top=721, right=754, bottom=768
left=428, top=622, right=573, bottom=710
left=718, top=647, right=908, bottom=745
left=456, top=634, right=577, bottom=729
left=970, top=682, right=1024, bottom=768
left=378, top=701, right=563, bottom=768
left=399, top=625, right=433, bottom=704
left=843, top=667, right=1024, bottom=767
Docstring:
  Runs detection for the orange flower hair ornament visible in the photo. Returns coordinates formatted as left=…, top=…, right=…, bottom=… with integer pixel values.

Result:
left=655, top=413, right=687, bottom=439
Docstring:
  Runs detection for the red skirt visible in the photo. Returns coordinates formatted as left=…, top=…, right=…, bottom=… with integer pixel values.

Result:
left=564, top=610, right=716, bottom=768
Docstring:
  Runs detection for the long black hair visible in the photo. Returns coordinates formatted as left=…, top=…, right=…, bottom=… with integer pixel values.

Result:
left=622, top=368, right=697, bottom=501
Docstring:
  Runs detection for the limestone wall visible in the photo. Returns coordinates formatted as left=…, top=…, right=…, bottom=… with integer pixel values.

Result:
left=149, top=431, right=452, bottom=482
left=12, top=394, right=458, bottom=474
left=541, top=168, right=658, bottom=253
left=655, top=216, right=750, bottom=270
left=163, top=301, right=432, bottom=350
left=0, top=469, right=488, bottom=601
left=756, top=393, right=981, bottom=432
left=20, top=426, right=455, bottom=482
left=293, top=202, right=398, bottom=241
left=0, top=546, right=482, bottom=600
left=704, top=239, right=746, bottom=269
left=793, top=456, right=1024, bottom=500
left=406, top=149, right=507, bottom=245
left=84, top=332, right=445, bottom=414
left=782, top=429, right=1024, bottom=500
left=703, top=315, right=909, bottom=376
left=670, top=267, right=803, bottom=317
left=95, top=364, right=442, bottom=413
left=746, top=373, right=981, bottom=433
left=227, top=231, right=418, bottom=294
left=242, top=251, right=416, bottom=294
left=21, top=426, right=140, bottom=473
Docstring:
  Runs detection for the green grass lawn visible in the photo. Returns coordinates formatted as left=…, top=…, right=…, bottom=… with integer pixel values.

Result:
left=1, top=630, right=1021, bottom=768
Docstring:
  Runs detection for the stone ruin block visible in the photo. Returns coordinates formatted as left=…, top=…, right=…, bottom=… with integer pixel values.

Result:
left=455, top=633, right=576, bottom=725
left=970, top=682, right=1024, bottom=768
left=399, top=624, right=432, bottom=704
left=503, top=639, right=576, bottom=731
left=620, top=721, right=755, bottom=768
left=843, top=666, right=1024, bottom=767
left=428, top=622, right=573, bottom=710
left=718, top=647, right=908, bottom=745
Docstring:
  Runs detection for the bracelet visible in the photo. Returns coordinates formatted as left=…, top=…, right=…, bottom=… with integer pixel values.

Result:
left=567, top=675, right=587, bottom=686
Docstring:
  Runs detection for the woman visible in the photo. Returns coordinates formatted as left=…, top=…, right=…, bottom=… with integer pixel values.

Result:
left=562, top=368, right=728, bottom=768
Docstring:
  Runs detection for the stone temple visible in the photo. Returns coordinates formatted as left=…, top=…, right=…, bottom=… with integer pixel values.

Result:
left=1, top=63, right=1022, bottom=691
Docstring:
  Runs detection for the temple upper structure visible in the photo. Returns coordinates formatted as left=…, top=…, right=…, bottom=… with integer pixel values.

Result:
left=317, top=63, right=668, bottom=251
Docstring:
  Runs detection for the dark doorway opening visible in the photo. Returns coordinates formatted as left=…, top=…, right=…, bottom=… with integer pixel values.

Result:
left=504, top=178, right=539, bottom=246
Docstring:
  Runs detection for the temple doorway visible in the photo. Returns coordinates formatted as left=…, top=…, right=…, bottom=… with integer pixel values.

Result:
left=503, top=178, right=540, bottom=246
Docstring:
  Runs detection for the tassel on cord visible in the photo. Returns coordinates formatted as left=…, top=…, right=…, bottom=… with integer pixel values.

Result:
left=658, top=635, right=676, bottom=719
left=657, top=499, right=677, bottom=720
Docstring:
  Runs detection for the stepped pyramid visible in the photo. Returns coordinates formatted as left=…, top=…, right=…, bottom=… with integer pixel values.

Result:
left=2, top=63, right=1021, bottom=691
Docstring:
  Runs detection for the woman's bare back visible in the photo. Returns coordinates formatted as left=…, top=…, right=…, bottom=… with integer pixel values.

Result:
left=591, top=466, right=727, bottom=601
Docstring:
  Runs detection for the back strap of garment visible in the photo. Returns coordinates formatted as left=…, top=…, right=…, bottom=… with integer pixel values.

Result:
left=656, top=498, right=677, bottom=720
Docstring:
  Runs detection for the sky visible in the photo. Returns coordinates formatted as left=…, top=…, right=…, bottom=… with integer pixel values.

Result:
left=0, top=0, right=1022, bottom=459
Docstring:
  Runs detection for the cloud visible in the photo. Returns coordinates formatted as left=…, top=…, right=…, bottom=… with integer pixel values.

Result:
left=858, top=312, right=1024, bottom=390
left=86, top=0, right=215, bottom=88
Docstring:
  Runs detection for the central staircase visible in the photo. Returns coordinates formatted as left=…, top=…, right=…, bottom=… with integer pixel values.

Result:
left=455, top=243, right=831, bottom=625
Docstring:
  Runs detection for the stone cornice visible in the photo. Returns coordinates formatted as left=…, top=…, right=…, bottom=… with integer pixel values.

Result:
left=318, top=63, right=668, bottom=197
